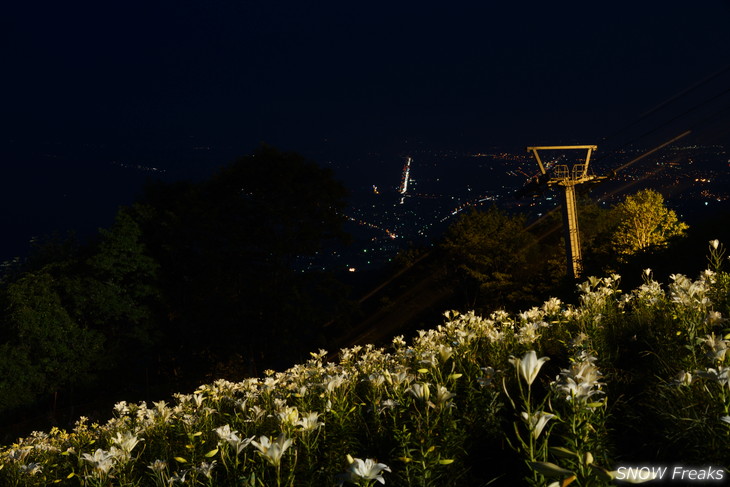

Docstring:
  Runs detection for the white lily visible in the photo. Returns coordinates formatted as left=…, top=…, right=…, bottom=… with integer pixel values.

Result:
left=215, top=424, right=253, bottom=455
left=433, top=385, right=456, bottom=408
left=521, top=411, right=555, bottom=439
left=409, top=382, right=431, bottom=403
left=111, top=431, right=142, bottom=456
left=252, top=434, right=292, bottom=467
left=82, top=448, right=115, bottom=476
left=511, top=350, right=550, bottom=386
left=277, top=405, right=300, bottom=427
left=296, top=411, right=323, bottom=432
left=340, top=457, right=392, bottom=485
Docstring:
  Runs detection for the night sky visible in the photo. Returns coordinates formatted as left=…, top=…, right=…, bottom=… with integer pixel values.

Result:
left=2, top=1, right=730, bottom=259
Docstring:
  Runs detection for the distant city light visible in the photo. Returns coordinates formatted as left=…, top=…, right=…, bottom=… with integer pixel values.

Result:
left=295, top=145, right=727, bottom=274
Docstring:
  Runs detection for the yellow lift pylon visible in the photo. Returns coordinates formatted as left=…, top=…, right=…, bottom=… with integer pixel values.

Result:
left=526, top=145, right=605, bottom=280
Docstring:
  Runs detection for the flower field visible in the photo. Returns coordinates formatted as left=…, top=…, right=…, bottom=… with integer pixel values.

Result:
left=1, top=243, right=729, bottom=486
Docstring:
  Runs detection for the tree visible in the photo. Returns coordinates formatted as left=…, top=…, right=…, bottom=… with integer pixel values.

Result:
left=610, top=189, right=688, bottom=256
left=62, top=206, right=162, bottom=360
left=0, top=145, right=351, bottom=417
left=0, top=270, right=104, bottom=412
left=133, top=145, right=351, bottom=376
left=441, top=207, right=544, bottom=311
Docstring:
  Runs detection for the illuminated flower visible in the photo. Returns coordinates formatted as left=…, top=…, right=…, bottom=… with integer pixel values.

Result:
left=111, top=431, right=142, bottom=457
left=170, top=470, right=187, bottom=483
left=707, top=311, right=725, bottom=327
left=147, top=459, right=168, bottom=472
left=368, top=373, right=386, bottom=387
left=541, top=297, right=562, bottom=316
left=296, top=411, right=324, bottom=432
left=215, top=425, right=253, bottom=455
left=673, top=370, right=693, bottom=387
left=704, top=332, right=729, bottom=362
left=552, top=353, right=604, bottom=404
left=113, top=401, right=129, bottom=416
left=517, top=321, right=548, bottom=345
left=82, top=448, right=115, bottom=476
left=340, top=457, right=392, bottom=485
left=409, top=382, right=430, bottom=403
left=195, top=460, right=216, bottom=479
left=325, top=374, right=347, bottom=393
left=252, top=434, right=292, bottom=467
left=433, top=385, right=456, bottom=408
left=511, top=350, right=549, bottom=386
left=277, top=406, right=300, bottom=427
left=696, top=367, right=730, bottom=388
left=521, top=411, right=555, bottom=439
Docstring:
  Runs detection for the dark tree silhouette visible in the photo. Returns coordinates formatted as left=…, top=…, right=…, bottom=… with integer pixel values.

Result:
left=133, top=145, right=350, bottom=378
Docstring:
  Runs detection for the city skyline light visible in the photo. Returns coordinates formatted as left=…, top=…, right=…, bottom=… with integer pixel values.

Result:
left=2, top=2, right=730, bottom=262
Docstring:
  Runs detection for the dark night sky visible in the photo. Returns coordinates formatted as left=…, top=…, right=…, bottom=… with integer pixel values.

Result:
left=2, top=1, right=730, bottom=258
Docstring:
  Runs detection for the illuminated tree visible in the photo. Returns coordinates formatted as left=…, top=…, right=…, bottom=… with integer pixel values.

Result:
left=0, top=271, right=104, bottom=411
left=611, top=189, right=688, bottom=256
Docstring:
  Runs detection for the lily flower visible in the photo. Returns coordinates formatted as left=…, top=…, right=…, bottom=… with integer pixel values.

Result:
left=511, top=351, right=549, bottom=386
left=673, top=371, right=693, bottom=387
left=433, top=385, right=456, bottom=408
left=277, top=406, right=300, bottom=427
left=340, top=457, right=392, bottom=485
left=111, top=431, right=142, bottom=456
left=409, top=383, right=431, bottom=403
left=82, top=448, right=115, bottom=476
left=696, top=367, right=730, bottom=388
left=215, top=424, right=253, bottom=455
left=296, top=411, right=324, bottom=432
left=252, top=434, right=292, bottom=467
left=521, top=411, right=555, bottom=439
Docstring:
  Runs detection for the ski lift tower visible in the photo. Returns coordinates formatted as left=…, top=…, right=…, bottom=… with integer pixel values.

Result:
left=526, top=145, right=605, bottom=280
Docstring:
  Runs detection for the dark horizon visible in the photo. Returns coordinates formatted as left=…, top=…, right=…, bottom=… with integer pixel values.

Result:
left=3, top=1, right=730, bottom=262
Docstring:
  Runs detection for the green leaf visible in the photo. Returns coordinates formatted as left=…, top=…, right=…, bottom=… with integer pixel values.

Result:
left=174, top=457, right=187, bottom=463
left=549, top=446, right=577, bottom=458
left=529, top=461, right=574, bottom=477
left=205, top=448, right=219, bottom=458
